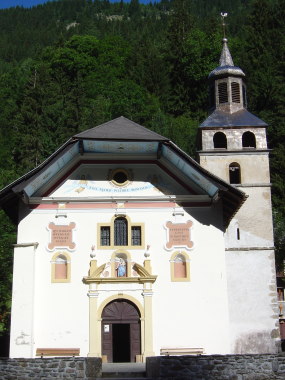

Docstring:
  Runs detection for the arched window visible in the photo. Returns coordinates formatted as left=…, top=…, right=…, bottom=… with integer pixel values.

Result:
left=229, top=162, right=241, bottom=184
left=213, top=132, right=227, bottom=149
left=242, top=131, right=256, bottom=148
left=231, top=82, right=240, bottom=103
left=51, top=252, right=70, bottom=283
left=99, top=216, right=144, bottom=249
left=55, top=255, right=67, bottom=279
left=218, top=82, right=228, bottom=104
left=114, top=217, right=128, bottom=246
left=170, top=251, right=190, bottom=282
left=174, top=254, right=187, bottom=278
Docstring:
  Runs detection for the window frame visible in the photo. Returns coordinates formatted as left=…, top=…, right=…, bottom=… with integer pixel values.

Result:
left=170, top=251, right=190, bottom=282
left=98, top=215, right=145, bottom=250
left=51, top=251, right=71, bottom=283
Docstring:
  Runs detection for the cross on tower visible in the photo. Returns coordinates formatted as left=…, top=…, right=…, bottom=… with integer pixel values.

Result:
left=221, top=12, right=228, bottom=38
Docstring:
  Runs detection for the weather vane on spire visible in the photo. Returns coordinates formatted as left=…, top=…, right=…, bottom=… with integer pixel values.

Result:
left=221, top=12, right=228, bottom=39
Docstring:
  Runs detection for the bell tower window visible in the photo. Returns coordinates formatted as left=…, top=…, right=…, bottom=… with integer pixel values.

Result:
left=218, top=82, right=228, bottom=104
left=229, top=162, right=241, bottom=184
left=231, top=82, right=240, bottom=103
left=242, top=131, right=256, bottom=148
left=213, top=132, right=227, bottom=149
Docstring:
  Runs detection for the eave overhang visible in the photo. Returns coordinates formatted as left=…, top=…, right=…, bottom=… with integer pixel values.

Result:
left=0, top=117, right=246, bottom=228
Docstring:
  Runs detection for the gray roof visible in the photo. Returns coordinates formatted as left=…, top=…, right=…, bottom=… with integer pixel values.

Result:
left=200, top=109, right=268, bottom=128
left=209, top=38, right=245, bottom=79
left=75, top=116, right=169, bottom=141
left=0, top=116, right=246, bottom=227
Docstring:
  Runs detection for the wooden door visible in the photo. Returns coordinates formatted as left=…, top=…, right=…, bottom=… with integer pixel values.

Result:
left=130, top=321, right=141, bottom=362
left=101, top=299, right=141, bottom=362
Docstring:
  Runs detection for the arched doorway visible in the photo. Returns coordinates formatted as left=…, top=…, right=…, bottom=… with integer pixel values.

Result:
left=101, top=299, right=141, bottom=363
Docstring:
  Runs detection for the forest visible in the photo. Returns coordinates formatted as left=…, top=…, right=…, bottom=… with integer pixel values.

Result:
left=0, top=0, right=284, bottom=353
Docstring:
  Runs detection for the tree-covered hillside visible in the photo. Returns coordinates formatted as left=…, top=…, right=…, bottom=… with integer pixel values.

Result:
left=0, top=0, right=284, bottom=354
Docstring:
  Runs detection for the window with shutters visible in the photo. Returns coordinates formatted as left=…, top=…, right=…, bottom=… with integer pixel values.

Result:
left=98, top=216, right=144, bottom=249
left=231, top=82, right=240, bottom=103
left=218, top=82, right=228, bottom=103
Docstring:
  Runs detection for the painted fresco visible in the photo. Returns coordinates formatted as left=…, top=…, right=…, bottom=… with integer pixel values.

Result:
left=49, top=164, right=191, bottom=197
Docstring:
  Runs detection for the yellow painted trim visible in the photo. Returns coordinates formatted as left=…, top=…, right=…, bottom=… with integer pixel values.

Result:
left=83, top=256, right=157, bottom=284
left=51, top=251, right=71, bottom=283
left=170, top=251, right=190, bottom=282
left=83, top=276, right=157, bottom=284
left=97, top=294, right=144, bottom=318
left=97, top=215, right=145, bottom=250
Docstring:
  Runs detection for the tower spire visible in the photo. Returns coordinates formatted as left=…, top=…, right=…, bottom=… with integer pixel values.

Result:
left=209, top=13, right=244, bottom=79
left=219, top=13, right=234, bottom=67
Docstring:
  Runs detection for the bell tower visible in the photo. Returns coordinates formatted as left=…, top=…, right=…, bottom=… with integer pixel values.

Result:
left=197, top=15, right=280, bottom=353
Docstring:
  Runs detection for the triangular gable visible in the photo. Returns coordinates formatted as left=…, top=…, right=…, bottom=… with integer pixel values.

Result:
left=0, top=116, right=246, bottom=226
left=75, top=116, right=169, bottom=141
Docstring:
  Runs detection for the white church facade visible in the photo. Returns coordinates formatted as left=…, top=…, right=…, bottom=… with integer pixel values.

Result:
left=0, top=38, right=280, bottom=361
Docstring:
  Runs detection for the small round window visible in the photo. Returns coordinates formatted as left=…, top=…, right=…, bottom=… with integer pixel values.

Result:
left=110, top=169, right=130, bottom=187
left=113, top=171, right=128, bottom=184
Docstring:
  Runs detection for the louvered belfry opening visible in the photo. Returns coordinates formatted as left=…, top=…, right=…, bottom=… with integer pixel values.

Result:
left=218, top=82, right=228, bottom=104
left=231, top=82, right=240, bottom=103
left=114, top=217, right=128, bottom=246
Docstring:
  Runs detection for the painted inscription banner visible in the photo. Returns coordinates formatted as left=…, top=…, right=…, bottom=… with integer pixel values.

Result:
left=165, top=221, right=193, bottom=250
left=48, top=222, right=76, bottom=251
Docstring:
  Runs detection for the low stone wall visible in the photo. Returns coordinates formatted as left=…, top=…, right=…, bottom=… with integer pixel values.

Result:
left=0, top=357, right=101, bottom=379
left=146, top=354, right=285, bottom=380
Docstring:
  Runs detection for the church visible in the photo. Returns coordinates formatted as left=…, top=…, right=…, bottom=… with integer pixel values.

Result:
left=0, top=36, right=280, bottom=361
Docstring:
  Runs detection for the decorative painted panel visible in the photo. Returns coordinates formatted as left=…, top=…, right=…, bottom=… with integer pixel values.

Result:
left=165, top=221, right=194, bottom=250
left=47, top=222, right=76, bottom=251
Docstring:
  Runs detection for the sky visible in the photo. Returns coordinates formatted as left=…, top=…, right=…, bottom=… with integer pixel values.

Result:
left=0, top=0, right=51, bottom=8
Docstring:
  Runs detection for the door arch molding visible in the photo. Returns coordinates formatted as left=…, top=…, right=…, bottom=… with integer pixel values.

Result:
left=98, top=294, right=144, bottom=317
left=101, top=298, right=141, bottom=362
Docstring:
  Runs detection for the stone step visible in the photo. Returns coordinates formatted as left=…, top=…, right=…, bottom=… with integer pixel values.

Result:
left=98, top=363, right=150, bottom=379
left=98, top=378, right=152, bottom=380
left=99, top=372, right=148, bottom=378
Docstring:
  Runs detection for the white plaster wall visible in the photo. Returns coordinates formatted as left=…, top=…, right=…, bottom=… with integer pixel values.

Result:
left=226, top=250, right=279, bottom=353
left=12, top=201, right=231, bottom=357
left=10, top=245, right=36, bottom=358
left=199, top=153, right=270, bottom=184
left=225, top=187, right=274, bottom=248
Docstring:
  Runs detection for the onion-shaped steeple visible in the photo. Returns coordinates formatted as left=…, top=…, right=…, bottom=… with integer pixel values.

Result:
left=208, top=36, right=246, bottom=113
left=209, top=38, right=245, bottom=80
